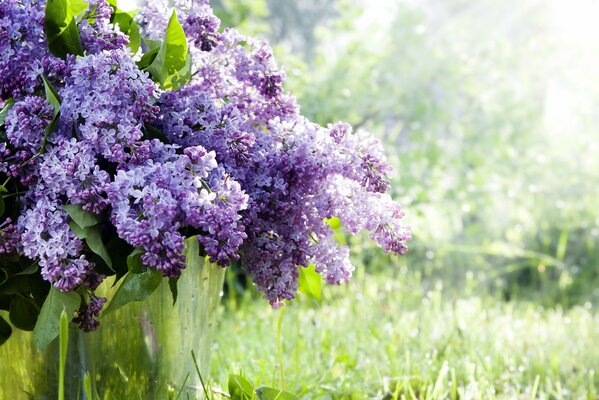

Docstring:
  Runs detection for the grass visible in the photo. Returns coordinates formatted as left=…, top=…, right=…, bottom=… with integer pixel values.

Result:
left=211, top=268, right=599, bottom=399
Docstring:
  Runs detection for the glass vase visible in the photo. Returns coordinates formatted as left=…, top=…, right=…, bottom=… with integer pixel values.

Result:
left=0, top=257, right=225, bottom=399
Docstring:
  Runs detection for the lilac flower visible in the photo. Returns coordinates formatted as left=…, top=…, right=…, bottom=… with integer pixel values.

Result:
left=0, top=0, right=410, bottom=321
left=36, top=138, right=110, bottom=213
left=0, top=0, right=67, bottom=98
left=5, top=96, right=53, bottom=154
left=74, top=294, right=106, bottom=331
left=78, top=0, right=129, bottom=55
left=0, top=218, right=19, bottom=254
left=107, top=146, right=248, bottom=276
left=18, top=197, right=94, bottom=292
left=60, top=49, right=159, bottom=164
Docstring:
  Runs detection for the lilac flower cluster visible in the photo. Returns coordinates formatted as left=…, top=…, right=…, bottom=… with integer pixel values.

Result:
left=0, top=0, right=410, bottom=328
left=139, top=1, right=411, bottom=305
left=78, top=0, right=128, bottom=55
left=108, top=144, right=247, bottom=275
left=0, top=0, right=67, bottom=98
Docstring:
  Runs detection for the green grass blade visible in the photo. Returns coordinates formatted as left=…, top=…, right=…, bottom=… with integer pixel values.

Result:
left=191, top=350, right=211, bottom=400
left=59, top=309, right=68, bottom=400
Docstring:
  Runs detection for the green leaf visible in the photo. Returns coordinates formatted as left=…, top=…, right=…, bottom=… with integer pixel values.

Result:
left=82, top=227, right=112, bottom=269
left=0, top=98, right=15, bottom=126
left=0, top=315, right=12, bottom=346
left=9, top=296, right=39, bottom=331
left=127, top=20, right=141, bottom=54
left=40, top=112, right=60, bottom=155
left=145, top=10, right=191, bottom=89
left=228, top=374, right=256, bottom=400
left=126, top=247, right=145, bottom=273
left=14, top=263, right=39, bottom=276
left=42, top=75, right=61, bottom=116
left=64, top=204, right=99, bottom=229
left=137, top=46, right=159, bottom=70
left=164, top=52, right=192, bottom=91
left=103, top=268, right=162, bottom=315
left=298, top=264, right=322, bottom=303
left=143, top=38, right=163, bottom=50
left=255, top=387, right=298, bottom=400
left=69, top=222, right=113, bottom=270
left=111, top=9, right=141, bottom=53
left=44, top=0, right=84, bottom=59
left=39, top=76, right=62, bottom=154
left=59, top=309, right=68, bottom=400
left=69, top=0, right=89, bottom=16
left=33, top=287, right=80, bottom=351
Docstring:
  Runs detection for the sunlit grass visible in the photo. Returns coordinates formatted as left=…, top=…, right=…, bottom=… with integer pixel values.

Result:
left=211, top=270, right=598, bottom=399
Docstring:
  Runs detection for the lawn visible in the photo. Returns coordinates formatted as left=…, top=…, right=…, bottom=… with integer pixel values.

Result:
left=211, top=269, right=599, bottom=399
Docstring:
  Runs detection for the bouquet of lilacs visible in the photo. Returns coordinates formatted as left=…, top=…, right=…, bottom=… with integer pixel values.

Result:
left=0, top=0, right=410, bottom=347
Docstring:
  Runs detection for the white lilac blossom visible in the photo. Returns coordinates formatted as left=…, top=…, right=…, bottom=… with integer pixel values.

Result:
left=0, top=0, right=410, bottom=331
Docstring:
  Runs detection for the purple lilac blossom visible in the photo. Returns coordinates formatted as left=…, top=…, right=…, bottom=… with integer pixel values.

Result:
left=5, top=96, right=53, bottom=154
left=18, top=197, right=92, bottom=292
left=59, top=49, right=159, bottom=164
left=0, top=0, right=410, bottom=322
left=0, top=0, right=68, bottom=98
left=78, top=0, right=129, bottom=55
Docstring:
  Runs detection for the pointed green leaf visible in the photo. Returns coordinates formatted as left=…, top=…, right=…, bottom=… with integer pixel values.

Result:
left=127, top=20, right=141, bottom=54
left=42, top=75, right=61, bottom=116
left=44, top=0, right=84, bottom=59
left=14, top=263, right=39, bottom=276
left=145, top=10, right=191, bottom=89
left=9, top=296, right=39, bottom=331
left=0, top=315, right=12, bottom=346
left=39, top=76, right=62, bottom=154
left=255, top=387, right=298, bottom=400
left=64, top=204, right=99, bottom=229
left=69, top=221, right=113, bottom=270
left=83, top=227, right=112, bottom=269
left=126, top=247, right=145, bottom=273
left=33, top=287, right=80, bottom=351
left=40, top=111, right=60, bottom=155
left=137, top=46, right=160, bottom=70
left=102, top=268, right=162, bottom=315
left=111, top=8, right=141, bottom=53
left=228, top=374, right=256, bottom=400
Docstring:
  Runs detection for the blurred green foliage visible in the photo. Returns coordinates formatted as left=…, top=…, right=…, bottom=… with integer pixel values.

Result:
left=213, top=0, right=599, bottom=307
